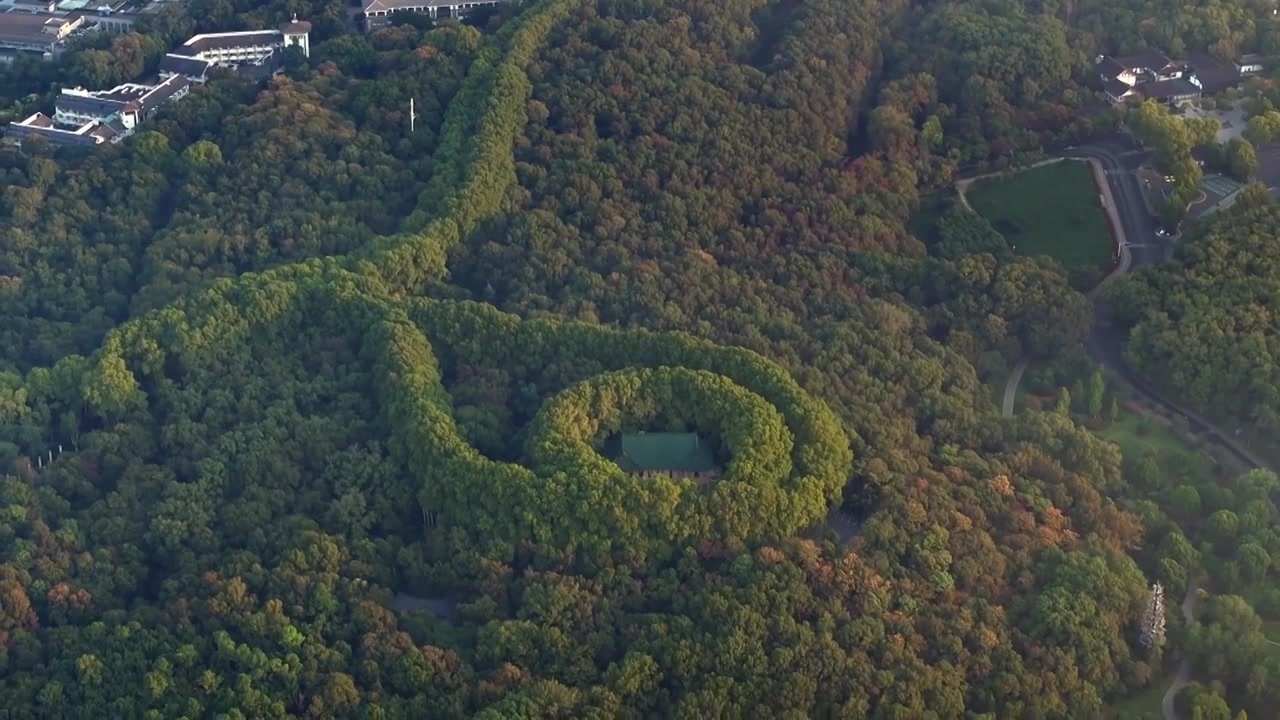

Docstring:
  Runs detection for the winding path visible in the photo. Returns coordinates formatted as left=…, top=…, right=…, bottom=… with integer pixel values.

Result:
left=1001, top=358, right=1028, bottom=417
left=990, top=151, right=1131, bottom=419
left=1161, top=579, right=1201, bottom=720
left=992, top=140, right=1270, bottom=472
left=972, top=137, right=1273, bottom=720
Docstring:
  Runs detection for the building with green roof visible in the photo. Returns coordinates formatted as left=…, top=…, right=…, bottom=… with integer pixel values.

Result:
left=603, top=432, right=721, bottom=482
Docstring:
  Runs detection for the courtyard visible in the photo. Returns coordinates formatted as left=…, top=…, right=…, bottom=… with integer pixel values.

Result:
left=1179, top=98, right=1247, bottom=143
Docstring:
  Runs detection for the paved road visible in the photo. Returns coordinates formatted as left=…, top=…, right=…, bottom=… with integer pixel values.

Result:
left=1000, top=143, right=1140, bottom=419
left=1001, top=358, right=1029, bottom=417
left=991, top=137, right=1271, bottom=475
left=1047, top=137, right=1270, bottom=720
left=1056, top=137, right=1269, bottom=472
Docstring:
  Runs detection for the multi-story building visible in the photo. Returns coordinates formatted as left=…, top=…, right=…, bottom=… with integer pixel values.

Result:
left=1097, top=48, right=1263, bottom=105
left=79, top=11, right=136, bottom=34
left=7, top=0, right=57, bottom=14
left=0, top=11, right=81, bottom=57
left=6, top=112, right=124, bottom=148
left=1097, top=50, right=1205, bottom=105
left=7, top=74, right=190, bottom=149
left=1236, top=54, right=1266, bottom=76
left=361, top=0, right=504, bottom=30
left=158, top=15, right=311, bottom=84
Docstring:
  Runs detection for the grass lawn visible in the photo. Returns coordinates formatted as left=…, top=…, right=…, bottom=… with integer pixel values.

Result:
left=1105, top=670, right=1172, bottom=719
left=967, top=160, right=1113, bottom=270
left=1096, top=411, right=1204, bottom=474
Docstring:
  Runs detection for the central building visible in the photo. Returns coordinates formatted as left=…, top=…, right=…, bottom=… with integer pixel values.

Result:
left=604, top=432, right=722, bottom=482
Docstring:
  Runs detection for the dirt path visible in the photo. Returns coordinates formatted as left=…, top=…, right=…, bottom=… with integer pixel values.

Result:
left=1161, top=579, right=1201, bottom=720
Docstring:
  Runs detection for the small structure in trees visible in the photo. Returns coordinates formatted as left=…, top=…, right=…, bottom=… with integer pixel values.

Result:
left=1140, top=582, right=1167, bottom=649
left=604, top=432, right=721, bottom=482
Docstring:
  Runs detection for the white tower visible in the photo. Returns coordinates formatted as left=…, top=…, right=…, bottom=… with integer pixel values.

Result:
left=280, top=14, right=312, bottom=59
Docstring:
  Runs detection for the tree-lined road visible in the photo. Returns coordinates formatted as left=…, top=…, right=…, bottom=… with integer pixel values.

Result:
left=1039, top=137, right=1267, bottom=720
left=1063, top=136, right=1270, bottom=473
left=988, top=136, right=1269, bottom=476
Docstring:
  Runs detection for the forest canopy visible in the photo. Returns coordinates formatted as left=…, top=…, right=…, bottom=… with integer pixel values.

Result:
left=1109, top=185, right=1280, bottom=446
left=0, top=0, right=1277, bottom=716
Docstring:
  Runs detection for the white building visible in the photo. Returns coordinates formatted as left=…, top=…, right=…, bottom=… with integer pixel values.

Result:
left=158, top=15, right=310, bottom=83
left=7, top=74, right=190, bottom=148
left=1236, top=53, right=1265, bottom=75
left=82, top=12, right=137, bottom=34
left=7, top=112, right=124, bottom=148
left=7, top=0, right=57, bottom=13
left=361, top=0, right=504, bottom=30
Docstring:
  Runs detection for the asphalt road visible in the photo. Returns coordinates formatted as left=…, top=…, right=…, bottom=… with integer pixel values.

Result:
left=1256, top=143, right=1280, bottom=190
left=1064, top=137, right=1243, bottom=720
left=1061, top=136, right=1269, bottom=472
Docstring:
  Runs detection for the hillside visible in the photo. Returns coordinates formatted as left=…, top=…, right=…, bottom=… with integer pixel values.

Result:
left=0, top=0, right=1277, bottom=716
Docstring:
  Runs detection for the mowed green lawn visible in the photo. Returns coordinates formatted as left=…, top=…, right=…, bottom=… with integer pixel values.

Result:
left=1105, top=670, right=1172, bottom=720
left=1096, top=411, right=1204, bottom=475
left=967, top=160, right=1114, bottom=270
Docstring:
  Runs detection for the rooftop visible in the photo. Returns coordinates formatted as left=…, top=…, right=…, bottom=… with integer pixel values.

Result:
left=1097, top=55, right=1126, bottom=79
left=1186, top=52, right=1242, bottom=93
left=1104, top=78, right=1134, bottom=99
left=280, top=13, right=310, bottom=34
left=179, top=29, right=282, bottom=55
left=57, top=75, right=189, bottom=117
left=139, top=73, right=189, bottom=108
left=15, top=111, right=53, bottom=128
left=57, top=93, right=139, bottom=116
left=1114, top=49, right=1175, bottom=73
left=604, top=432, right=719, bottom=474
left=363, top=0, right=488, bottom=12
left=85, top=82, right=151, bottom=103
left=1138, top=78, right=1201, bottom=99
left=158, top=52, right=214, bottom=78
left=0, top=11, right=68, bottom=45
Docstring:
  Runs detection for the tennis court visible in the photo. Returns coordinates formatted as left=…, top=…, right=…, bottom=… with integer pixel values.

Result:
left=1202, top=175, right=1242, bottom=197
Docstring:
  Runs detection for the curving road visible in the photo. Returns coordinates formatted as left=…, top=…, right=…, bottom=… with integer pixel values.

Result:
left=1001, top=358, right=1028, bottom=417
left=985, top=136, right=1268, bottom=470
left=1026, top=136, right=1268, bottom=720
left=1062, top=137, right=1270, bottom=473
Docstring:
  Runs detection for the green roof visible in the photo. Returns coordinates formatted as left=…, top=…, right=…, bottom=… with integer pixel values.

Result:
left=604, top=432, right=718, bottom=473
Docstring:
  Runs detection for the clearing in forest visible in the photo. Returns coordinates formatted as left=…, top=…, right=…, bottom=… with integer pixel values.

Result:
left=967, top=160, right=1113, bottom=270
left=1095, top=409, right=1204, bottom=474
left=1103, top=668, right=1173, bottom=719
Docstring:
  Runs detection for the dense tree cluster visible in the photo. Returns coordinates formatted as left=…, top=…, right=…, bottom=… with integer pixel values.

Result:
left=0, top=252, right=1166, bottom=715
left=1109, top=186, right=1280, bottom=441
left=1, top=0, right=1279, bottom=715
left=0, top=22, right=476, bottom=372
